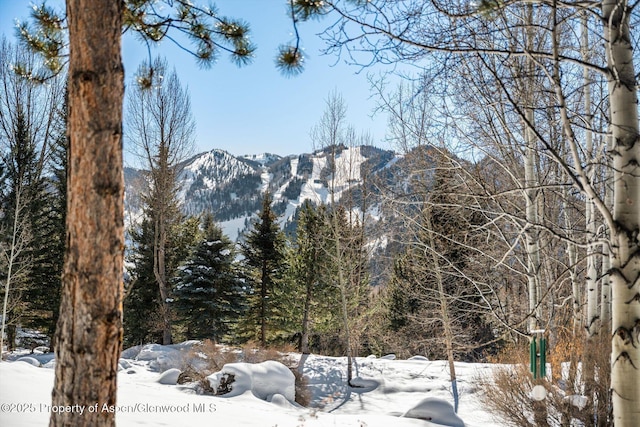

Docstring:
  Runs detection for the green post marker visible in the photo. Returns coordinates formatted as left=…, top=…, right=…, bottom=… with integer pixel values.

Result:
left=540, top=338, right=546, bottom=378
left=530, top=329, right=545, bottom=380
left=530, top=337, right=537, bottom=379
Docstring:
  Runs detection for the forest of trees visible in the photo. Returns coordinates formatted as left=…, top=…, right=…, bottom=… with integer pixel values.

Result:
left=1, top=0, right=640, bottom=426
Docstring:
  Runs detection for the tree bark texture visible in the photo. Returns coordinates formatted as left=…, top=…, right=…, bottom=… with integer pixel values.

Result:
left=582, top=13, right=600, bottom=337
left=522, top=6, right=543, bottom=334
left=260, top=259, right=268, bottom=348
left=424, top=210, right=459, bottom=412
left=602, top=0, right=640, bottom=424
left=153, top=214, right=172, bottom=345
left=50, top=1, right=124, bottom=426
left=300, top=271, right=313, bottom=354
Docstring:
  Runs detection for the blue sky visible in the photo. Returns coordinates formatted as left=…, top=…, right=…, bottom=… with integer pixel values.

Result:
left=0, top=0, right=395, bottom=159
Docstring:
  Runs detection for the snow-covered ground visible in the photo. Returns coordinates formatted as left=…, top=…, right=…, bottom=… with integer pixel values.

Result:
left=0, top=343, right=503, bottom=426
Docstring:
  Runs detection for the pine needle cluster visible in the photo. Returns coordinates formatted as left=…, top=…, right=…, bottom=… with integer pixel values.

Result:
left=15, top=3, right=66, bottom=80
left=13, top=0, right=330, bottom=79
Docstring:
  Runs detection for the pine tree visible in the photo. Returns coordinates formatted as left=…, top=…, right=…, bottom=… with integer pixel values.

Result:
left=20, top=96, right=67, bottom=349
left=386, top=154, right=494, bottom=362
left=327, top=204, right=370, bottom=365
left=124, top=213, right=200, bottom=346
left=124, top=216, right=159, bottom=346
left=13, top=2, right=308, bottom=425
left=0, top=106, right=54, bottom=350
left=127, top=57, right=196, bottom=345
left=239, top=192, right=288, bottom=347
left=173, top=214, right=245, bottom=342
left=0, top=109, right=33, bottom=349
left=287, top=201, right=336, bottom=353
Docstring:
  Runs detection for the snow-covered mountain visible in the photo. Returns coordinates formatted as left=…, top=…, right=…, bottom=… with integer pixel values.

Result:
left=125, top=145, right=399, bottom=242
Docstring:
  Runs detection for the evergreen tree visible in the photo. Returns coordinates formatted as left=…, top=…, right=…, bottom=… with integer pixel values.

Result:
left=128, top=57, right=196, bottom=345
left=21, top=93, right=67, bottom=348
left=173, top=213, right=245, bottom=342
left=332, top=205, right=370, bottom=319
left=386, top=155, right=494, bottom=362
left=326, top=204, right=370, bottom=361
left=124, top=213, right=200, bottom=346
left=124, top=216, right=158, bottom=346
left=0, top=38, right=65, bottom=353
left=0, top=108, right=34, bottom=346
left=284, top=200, right=370, bottom=357
left=287, top=201, right=336, bottom=353
left=14, top=2, right=307, bottom=425
left=1, top=105, right=58, bottom=350
left=239, top=192, right=288, bottom=347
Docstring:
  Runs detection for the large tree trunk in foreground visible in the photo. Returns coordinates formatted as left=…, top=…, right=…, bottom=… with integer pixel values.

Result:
left=603, top=0, right=640, bottom=425
left=50, top=0, right=124, bottom=426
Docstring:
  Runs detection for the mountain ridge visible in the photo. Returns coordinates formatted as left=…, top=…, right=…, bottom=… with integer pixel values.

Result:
left=125, top=144, right=399, bottom=241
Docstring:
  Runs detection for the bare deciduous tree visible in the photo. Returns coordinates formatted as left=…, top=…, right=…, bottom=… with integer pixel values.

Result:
left=127, top=56, right=195, bottom=345
left=309, top=91, right=372, bottom=385
left=0, top=184, right=30, bottom=357
left=317, top=0, right=637, bottom=421
left=0, top=37, right=63, bottom=357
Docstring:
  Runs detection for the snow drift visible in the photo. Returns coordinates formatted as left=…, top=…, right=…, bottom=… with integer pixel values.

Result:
left=1, top=342, right=501, bottom=426
left=207, top=360, right=296, bottom=402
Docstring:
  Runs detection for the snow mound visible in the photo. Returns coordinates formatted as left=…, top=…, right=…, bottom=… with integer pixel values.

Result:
left=157, top=368, right=182, bottom=385
left=208, top=360, right=295, bottom=402
left=402, top=397, right=465, bottom=427
left=268, top=393, right=298, bottom=409
left=349, top=377, right=380, bottom=392
left=16, top=356, right=40, bottom=367
left=134, top=342, right=198, bottom=372
left=121, top=345, right=143, bottom=359
left=408, top=355, right=429, bottom=362
left=118, top=358, right=132, bottom=370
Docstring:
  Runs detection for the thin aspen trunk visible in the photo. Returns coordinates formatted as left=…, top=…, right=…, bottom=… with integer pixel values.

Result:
left=582, top=13, right=600, bottom=337
left=50, top=0, right=124, bottom=425
left=602, top=0, right=640, bottom=424
left=153, top=215, right=172, bottom=345
left=154, top=146, right=172, bottom=346
left=523, top=5, right=542, bottom=334
left=338, top=261, right=353, bottom=385
left=601, top=132, right=614, bottom=331
left=332, top=198, right=353, bottom=384
left=260, top=260, right=268, bottom=348
left=524, top=109, right=542, bottom=333
left=424, top=209, right=459, bottom=412
left=0, top=186, right=24, bottom=359
left=331, top=202, right=353, bottom=383
left=328, top=142, right=353, bottom=384
left=584, top=160, right=599, bottom=338
left=563, top=206, right=581, bottom=334
left=579, top=16, right=602, bottom=415
left=300, top=270, right=313, bottom=354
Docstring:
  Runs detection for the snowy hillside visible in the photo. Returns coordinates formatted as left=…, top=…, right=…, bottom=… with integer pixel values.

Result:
left=0, top=342, right=502, bottom=427
left=125, top=145, right=399, bottom=241
left=179, top=149, right=265, bottom=222
left=242, top=152, right=282, bottom=166
left=182, top=149, right=260, bottom=194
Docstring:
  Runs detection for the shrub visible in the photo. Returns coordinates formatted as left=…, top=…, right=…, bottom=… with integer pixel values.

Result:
left=179, top=340, right=312, bottom=406
left=478, top=333, right=612, bottom=426
left=215, top=373, right=236, bottom=395
left=178, top=339, right=236, bottom=386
